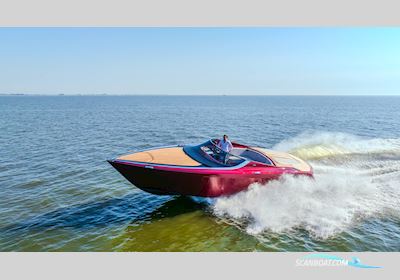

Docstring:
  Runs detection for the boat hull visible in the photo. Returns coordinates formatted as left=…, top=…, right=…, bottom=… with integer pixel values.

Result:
left=108, top=160, right=310, bottom=197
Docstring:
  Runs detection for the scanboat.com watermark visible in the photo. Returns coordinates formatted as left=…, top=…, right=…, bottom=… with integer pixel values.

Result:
left=296, top=253, right=381, bottom=269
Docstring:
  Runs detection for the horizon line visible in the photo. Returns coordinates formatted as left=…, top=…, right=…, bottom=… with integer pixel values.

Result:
left=1, top=93, right=400, bottom=97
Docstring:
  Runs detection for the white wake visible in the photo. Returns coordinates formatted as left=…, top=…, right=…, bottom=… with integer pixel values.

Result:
left=211, top=131, right=400, bottom=239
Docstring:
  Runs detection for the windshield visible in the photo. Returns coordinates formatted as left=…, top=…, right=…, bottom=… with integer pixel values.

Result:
left=183, top=140, right=246, bottom=167
left=184, top=139, right=275, bottom=167
left=200, top=139, right=245, bottom=166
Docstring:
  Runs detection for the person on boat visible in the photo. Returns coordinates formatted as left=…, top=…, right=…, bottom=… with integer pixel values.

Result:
left=217, top=135, right=233, bottom=163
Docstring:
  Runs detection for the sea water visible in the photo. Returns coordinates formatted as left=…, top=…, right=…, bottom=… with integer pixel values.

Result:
left=1, top=95, right=400, bottom=251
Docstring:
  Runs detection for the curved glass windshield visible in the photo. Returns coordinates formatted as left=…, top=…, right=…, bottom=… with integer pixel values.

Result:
left=199, top=139, right=245, bottom=166
left=183, top=139, right=274, bottom=167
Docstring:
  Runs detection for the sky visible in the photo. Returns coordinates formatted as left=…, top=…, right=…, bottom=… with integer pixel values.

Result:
left=0, top=28, right=399, bottom=95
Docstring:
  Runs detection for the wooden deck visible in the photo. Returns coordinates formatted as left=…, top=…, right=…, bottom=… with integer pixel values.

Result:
left=117, top=147, right=201, bottom=167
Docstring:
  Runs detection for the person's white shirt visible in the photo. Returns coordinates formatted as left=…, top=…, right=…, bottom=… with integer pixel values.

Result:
left=218, top=139, right=233, bottom=153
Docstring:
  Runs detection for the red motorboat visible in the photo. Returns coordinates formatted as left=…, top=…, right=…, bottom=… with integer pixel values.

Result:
left=108, top=139, right=313, bottom=197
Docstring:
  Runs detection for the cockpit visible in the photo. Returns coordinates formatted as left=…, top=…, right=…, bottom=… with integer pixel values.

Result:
left=183, top=139, right=274, bottom=167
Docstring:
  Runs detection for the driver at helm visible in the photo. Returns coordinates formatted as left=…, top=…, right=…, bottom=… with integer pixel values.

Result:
left=217, top=135, right=233, bottom=163
left=218, top=134, right=233, bottom=153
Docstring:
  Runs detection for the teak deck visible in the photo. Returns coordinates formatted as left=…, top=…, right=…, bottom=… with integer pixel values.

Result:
left=117, top=147, right=201, bottom=167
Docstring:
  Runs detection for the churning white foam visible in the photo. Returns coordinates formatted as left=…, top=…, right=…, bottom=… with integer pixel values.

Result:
left=211, top=131, right=400, bottom=239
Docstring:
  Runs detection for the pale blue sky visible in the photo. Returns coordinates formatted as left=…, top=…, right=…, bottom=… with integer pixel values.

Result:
left=0, top=28, right=399, bottom=95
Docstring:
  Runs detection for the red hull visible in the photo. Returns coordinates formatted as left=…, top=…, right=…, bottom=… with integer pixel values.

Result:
left=108, top=159, right=311, bottom=197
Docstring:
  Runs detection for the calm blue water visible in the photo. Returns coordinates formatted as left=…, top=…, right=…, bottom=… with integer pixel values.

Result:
left=1, top=95, right=400, bottom=251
